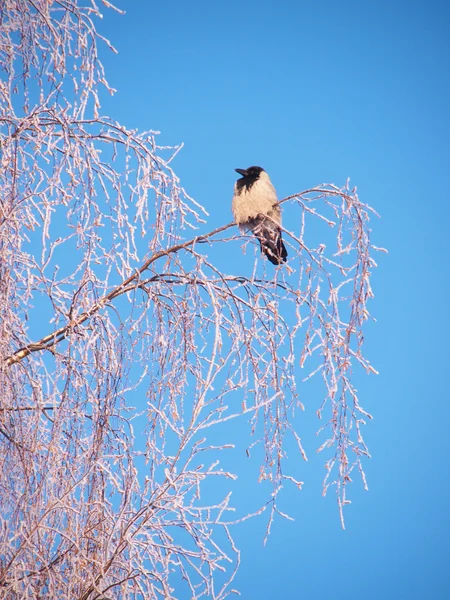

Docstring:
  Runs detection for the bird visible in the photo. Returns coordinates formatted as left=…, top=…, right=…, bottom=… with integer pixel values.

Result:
left=232, top=166, right=288, bottom=265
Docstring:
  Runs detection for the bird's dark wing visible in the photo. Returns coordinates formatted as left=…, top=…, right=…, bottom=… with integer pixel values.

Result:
left=248, top=215, right=288, bottom=265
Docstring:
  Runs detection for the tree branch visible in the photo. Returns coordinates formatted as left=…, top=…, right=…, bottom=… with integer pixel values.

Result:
left=4, top=220, right=234, bottom=367
left=3, top=186, right=358, bottom=368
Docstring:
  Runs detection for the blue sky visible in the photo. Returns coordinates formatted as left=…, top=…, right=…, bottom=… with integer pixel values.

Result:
left=96, top=1, right=450, bottom=598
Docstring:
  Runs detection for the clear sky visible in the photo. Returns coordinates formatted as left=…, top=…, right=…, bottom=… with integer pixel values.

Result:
left=97, top=1, right=450, bottom=598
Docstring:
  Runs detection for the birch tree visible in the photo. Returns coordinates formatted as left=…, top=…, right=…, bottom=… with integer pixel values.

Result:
left=0, top=1, right=383, bottom=597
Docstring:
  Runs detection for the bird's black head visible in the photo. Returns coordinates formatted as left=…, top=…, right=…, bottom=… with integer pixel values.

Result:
left=234, top=166, right=265, bottom=193
left=235, top=166, right=265, bottom=179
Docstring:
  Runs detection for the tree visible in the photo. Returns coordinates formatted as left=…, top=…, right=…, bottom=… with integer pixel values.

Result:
left=0, top=1, right=382, bottom=597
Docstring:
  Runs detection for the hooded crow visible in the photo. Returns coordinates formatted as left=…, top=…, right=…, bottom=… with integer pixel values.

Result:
left=232, top=166, right=287, bottom=265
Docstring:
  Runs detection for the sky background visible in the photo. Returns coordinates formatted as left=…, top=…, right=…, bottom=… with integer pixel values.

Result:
left=95, top=1, right=450, bottom=598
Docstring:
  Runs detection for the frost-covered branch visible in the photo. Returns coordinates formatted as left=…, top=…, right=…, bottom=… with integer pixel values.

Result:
left=0, top=1, right=383, bottom=597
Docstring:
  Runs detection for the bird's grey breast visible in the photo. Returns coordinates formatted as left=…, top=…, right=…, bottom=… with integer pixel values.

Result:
left=232, top=177, right=278, bottom=226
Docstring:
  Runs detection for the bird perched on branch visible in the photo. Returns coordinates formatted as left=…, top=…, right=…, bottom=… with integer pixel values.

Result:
left=232, top=166, right=288, bottom=265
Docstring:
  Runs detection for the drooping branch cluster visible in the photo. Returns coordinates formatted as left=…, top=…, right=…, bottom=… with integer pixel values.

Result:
left=0, top=1, right=384, bottom=598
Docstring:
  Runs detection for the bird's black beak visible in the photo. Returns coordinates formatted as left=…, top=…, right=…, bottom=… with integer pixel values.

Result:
left=235, top=168, right=248, bottom=177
